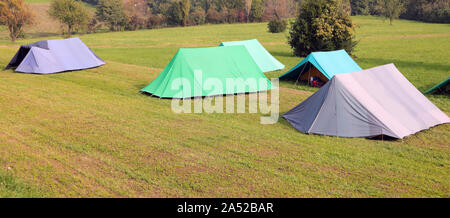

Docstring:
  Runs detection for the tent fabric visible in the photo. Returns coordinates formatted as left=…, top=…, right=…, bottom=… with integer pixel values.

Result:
left=5, top=37, right=105, bottom=74
left=141, top=46, right=274, bottom=99
left=424, top=77, right=449, bottom=94
left=279, top=50, right=362, bottom=81
left=283, top=64, right=450, bottom=139
left=219, top=39, right=284, bottom=73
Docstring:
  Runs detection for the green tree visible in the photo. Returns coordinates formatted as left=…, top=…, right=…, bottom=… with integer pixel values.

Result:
left=268, top=18, right=287, bottom=33
left=199, top=0, right=213, bottom=13
left=215, top=0, right=245, bottom=11
left=181, top=0, right=191, bottom=26
left=376, top=0, right=405, bottom=25
left=351, top=0, right=370, bottom=15
left=0, top=0, right=35, bottom=42
left=401, top=0, right=449, bottom=23
left=250, top=0, right=264, bottom=22
left=96, top=0, right=128, bottom=31
left=165, top=0, right=183, bottom=26
left=190, top=6, right=206, bottom=25
left=48, top=0, right=90, bottom=35
left=288, top=0, right=357, bottom=57
left=341, top=0, right=352, bottom=15
left=163, top=1, right=184, bottom=26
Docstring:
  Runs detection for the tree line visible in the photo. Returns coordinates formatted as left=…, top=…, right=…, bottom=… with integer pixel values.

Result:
left=1, top=0, right=448, bottom=43
left=82, top=0, right=300, bottom=32
left=0, top=0, right=300, bottom=41
left=350, top=0, right=449, bottom=24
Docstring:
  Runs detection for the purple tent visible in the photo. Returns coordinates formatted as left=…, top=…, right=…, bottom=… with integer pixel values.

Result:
left=5, top=37, right=105, bottom=74
left=283, top=64, right=450, bottom=139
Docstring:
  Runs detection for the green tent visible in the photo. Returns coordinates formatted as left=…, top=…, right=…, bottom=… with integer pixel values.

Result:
left=219, top=39, right=285, bottom=73
left=424, top=77, right=449, bottom=95
left=141, top=46, right=274, bottom=98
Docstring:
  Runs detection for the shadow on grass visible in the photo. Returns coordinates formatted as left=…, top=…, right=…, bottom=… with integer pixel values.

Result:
left=358, top=57, right=450, bottom=89
left=359, top=57, right=450, bottom=71
left=26, top=32, right=60, bottom=39
left=135, top=83, right=150, bottom=92
left=280, top=117, right=401, bottom=142
left=271, top=51, right=296, bottom=58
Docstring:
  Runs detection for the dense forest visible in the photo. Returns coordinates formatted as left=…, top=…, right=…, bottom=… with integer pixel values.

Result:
left=78, top=0, right=448, bottom=33
left=2, top=0, right=448, bottom=42
left=350, top=0, right=449, bottom=23
left=83, top=0, right=301, bottom=31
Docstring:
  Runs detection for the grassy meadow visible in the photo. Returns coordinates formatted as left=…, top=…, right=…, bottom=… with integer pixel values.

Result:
left=0, top=14, right=449, bottom=197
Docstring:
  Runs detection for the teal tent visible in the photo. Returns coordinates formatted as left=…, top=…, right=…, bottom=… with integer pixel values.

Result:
left=424, top=77, right=449, bottom=95
left=219, top=39, right=284, bottom=73
left=141, top=46, right=274, bottom=99
left=279, top=50, right=362, bottom=84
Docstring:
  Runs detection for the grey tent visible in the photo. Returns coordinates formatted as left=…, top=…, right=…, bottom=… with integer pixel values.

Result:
left=283, top=64, right=450, bottom=139
left=5, top=37, right=105, bottom=74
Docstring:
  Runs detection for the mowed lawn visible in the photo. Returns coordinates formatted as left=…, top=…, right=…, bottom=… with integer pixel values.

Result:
left=0, top=16, right=449, bottom=197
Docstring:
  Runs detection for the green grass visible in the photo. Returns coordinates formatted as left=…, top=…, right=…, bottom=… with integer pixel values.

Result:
left=0, top=16, right=448, bottom=197
left=0, top=171, right=47, bottom=197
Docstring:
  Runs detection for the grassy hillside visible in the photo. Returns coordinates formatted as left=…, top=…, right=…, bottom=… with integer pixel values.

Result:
left=0, top=16, right=448, bottom=197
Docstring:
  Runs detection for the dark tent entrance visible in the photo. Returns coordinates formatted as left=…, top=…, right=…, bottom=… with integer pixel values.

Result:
left=286, top=62, right=329, bottom=87
left=5, top=40, right=50, bottom=70
left=279, top=50, right=363, bottom=88
left=6, top=46, right=31, bottom=69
